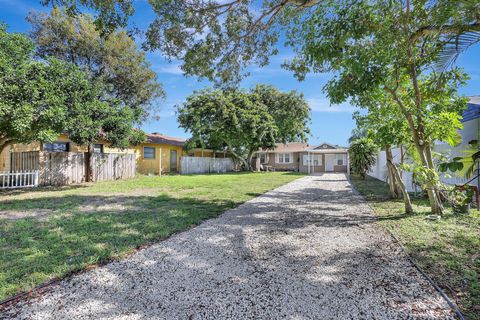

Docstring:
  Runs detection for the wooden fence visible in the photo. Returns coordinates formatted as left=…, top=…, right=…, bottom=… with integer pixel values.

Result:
left=91, top=153, right=136, bottom=182
left=5, top=151, right=136, bottom=188
left=40, top=152, right=85, bottom=186
left=180, top=157, right=234, bottom=174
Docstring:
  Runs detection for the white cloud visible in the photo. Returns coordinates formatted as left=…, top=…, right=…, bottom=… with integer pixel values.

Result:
left=307, top=97, right=358, bottom=113
left=154, top=63, right=184, bottom=75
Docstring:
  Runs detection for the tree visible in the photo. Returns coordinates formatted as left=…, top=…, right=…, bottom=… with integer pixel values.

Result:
left=0, top=25, right=145, bottom=176
left=178, top=86, right=310, bottom=169
left=28, top=8, right=164, bottom=121
left=284, top=0, right=471, bottom=215
left=250, top=84, right=310, bottom=144
left=349, top=138, right=377, bottom=180
left=142, top=0, right=477, bottom=215
left=41, top=0, right=135, bottom=35
left=353, top=93, right=414, bottom=213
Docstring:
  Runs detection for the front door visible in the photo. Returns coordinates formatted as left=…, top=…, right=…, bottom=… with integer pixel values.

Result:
left=170, top=150, right=177, bottom=172
left=325, top=154, right=335, bottom=172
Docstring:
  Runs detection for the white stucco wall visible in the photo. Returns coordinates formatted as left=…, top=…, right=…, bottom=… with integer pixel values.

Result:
left=368, top=118, right=479, bottom=192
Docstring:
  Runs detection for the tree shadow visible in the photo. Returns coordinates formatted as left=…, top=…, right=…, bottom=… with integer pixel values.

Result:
left=2, top=186, right=453, bottom=318
left=0, top=175, right=454, bottom=318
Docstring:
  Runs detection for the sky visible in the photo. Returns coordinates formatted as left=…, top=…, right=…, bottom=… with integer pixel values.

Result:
left=1, top=0, right=480, bottom=147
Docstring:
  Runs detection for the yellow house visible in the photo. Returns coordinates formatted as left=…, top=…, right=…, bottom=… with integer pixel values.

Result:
left=0, top=134, right=135, bottom=172
left=0, top=132, right=232, bottom=175
left=135, top=133, right=186, bottom=175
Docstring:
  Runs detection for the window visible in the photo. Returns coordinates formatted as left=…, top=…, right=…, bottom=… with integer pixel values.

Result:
left=276, top=152, right=293, bottom=164
left=93, top=144, right=104, bottom=153
left=43, top=142, right=69, bottom=152
left=143, top=147, right=155, bottom=159
left=303, top=154, right=322, bottom=166
left=336, top=154, right=346, bottom=165
left=258, top=152, right=268, bottom=164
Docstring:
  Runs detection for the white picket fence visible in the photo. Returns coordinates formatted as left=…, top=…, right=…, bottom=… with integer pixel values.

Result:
left=0, top=170, right=39, bottom=189
left=180, top=157, right=234, bottom=174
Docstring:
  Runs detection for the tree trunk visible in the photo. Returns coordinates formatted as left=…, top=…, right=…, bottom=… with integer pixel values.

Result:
left=416, top=142, right=444, bottom=214
left=247, top=150, right=255, bottom=172
left=386, top=87, right=444, bottom=214
left=385, top=147, right=399, bottom=198
left=387, top=158, right=414, bottom=214
left=0, top=138, right=14, bottom=156
left=407, top=54, right=444, bottom=214
left=85, top=144, right=93, bottom=182
left=228, top=147, right=248, bottom=171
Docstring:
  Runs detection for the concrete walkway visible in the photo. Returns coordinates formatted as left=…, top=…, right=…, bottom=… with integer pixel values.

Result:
left=2, top=174, right=452, bottom=319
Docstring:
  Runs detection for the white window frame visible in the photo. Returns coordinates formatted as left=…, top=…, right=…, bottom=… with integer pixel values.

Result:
left=143, top=146, right=156, bottom=159
left=303, top=154, right=322, bottom=166
left=276, top=152, right=293, bottom=164
left=335, top=154, right=346, bottom=166
left=258, top=152, right=269, bottom=164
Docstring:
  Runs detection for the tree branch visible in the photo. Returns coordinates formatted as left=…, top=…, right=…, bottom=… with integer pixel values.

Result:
left=410, top=22, right=480, bottom=43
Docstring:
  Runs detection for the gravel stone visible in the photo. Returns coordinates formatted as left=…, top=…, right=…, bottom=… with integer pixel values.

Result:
left=1, top=173, right=453, bottom=319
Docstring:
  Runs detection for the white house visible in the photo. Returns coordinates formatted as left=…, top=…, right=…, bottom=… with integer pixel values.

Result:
left=368, top=96, right=480, bottom=192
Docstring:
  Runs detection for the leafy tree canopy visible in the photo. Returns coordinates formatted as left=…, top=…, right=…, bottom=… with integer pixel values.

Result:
left=28, top=7, right=164, bottom=121
left=0, top=25, right=145, bottom=155
left=41, top=0, right=134, bottom=34
left=178, top=85, right=310, bottom=168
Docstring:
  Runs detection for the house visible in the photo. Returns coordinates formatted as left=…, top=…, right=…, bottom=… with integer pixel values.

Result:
left=0, top=133, right=135, bottom=172
left=254, top=142, right=349, bottom=174
left=135, top=133, right=186, bottom=175
left=369, top=96, right=480, bottom=191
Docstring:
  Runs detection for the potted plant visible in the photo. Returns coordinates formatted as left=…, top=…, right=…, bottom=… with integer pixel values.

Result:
left=449, top=187, right=472, bottom=214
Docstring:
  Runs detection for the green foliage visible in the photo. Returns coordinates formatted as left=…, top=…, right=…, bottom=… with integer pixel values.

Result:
left=348, top=138, right=377, bottom=179
left=178, top=85, right=310, bottom=167
left=28, top=8, right=163, bottom=121
left=0, top=25, right=145, bottom=153
left=250, top=84, right=311, bottom=144
left=141, top=1, right=479, bottom=86
left=41, top=0, right=135, bottom=34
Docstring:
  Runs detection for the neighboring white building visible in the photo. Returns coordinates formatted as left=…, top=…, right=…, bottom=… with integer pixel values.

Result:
left=368, top=96, right=480, bottom=192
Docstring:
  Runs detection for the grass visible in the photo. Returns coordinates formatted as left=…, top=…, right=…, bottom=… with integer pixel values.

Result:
left=350, top=174, right=480, bottom=319
left=0, top=172, right=304, bottom=302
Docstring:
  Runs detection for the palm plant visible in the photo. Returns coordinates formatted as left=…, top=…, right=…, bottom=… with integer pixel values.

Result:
left=434, top=0, right=480, bottom=72
left=349, top=138, right=377, bottom=179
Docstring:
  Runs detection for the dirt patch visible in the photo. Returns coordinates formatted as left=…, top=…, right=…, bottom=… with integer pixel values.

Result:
left=0, top=209, right=54, bottom=221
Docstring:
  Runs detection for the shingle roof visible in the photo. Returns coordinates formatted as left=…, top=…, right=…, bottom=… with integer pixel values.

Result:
left=146, top=133, right=186, bottom=147
left=261, top=142, right=310, bottom=152
left=463, top=96, right=480, bottom=123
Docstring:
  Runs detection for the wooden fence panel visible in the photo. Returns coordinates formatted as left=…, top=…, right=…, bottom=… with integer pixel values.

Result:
left=10, top=151, right=39, bottom=171
left=91, top=153, right=136, bottom=182
left=180, top=157, right=234, bottom=174
left=40, top=152, right=85, bottom=186
left=8, top=151, right=136, bottom=186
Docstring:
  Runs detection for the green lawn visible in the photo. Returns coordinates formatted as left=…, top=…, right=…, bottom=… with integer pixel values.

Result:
left=350, top=174, right=480, bottom=320
left=0, top=172, right=304, bottom=302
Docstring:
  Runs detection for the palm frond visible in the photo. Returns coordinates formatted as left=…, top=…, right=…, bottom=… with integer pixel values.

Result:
left=435, top=31, right=480, bottom=72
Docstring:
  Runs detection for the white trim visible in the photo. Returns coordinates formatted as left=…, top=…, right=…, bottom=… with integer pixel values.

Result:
left=335, top=154, right=346, bottom=166
left=276, top=152, right=293, bottom=164
left=258, top=152, right=269, bottom=164
left=303, top=154, right=322, bottom=166
left=325, top=154, right=335, bottom=172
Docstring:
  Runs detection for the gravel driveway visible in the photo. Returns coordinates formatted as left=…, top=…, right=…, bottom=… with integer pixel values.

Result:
left=2, top=173, right=452, bottom=319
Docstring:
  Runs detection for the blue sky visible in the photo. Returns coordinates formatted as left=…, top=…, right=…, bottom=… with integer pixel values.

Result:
left=2, top=0, right=480, bottom=146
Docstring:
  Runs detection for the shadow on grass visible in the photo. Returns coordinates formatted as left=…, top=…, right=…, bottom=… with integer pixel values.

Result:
left=0, top=193, right=238, bottom=301
left=1, top=176, right=456, bottom=319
